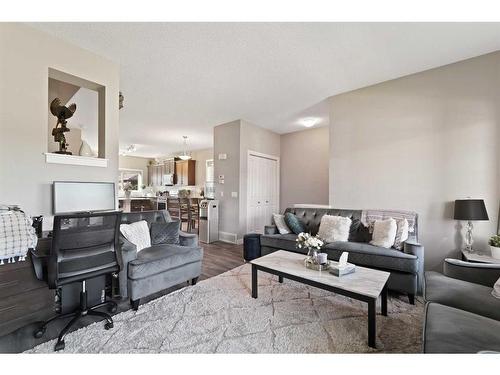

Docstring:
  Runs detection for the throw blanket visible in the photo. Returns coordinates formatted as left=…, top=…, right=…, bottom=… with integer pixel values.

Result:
left=0, top=210, right=37, bottom=265
left=360, top=209, right=417, bottom=233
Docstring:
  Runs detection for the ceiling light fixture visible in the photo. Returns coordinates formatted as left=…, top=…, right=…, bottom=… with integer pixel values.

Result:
left=301, top=118, right=318, bottom=128
left=178, top=136, right=192, bottom=160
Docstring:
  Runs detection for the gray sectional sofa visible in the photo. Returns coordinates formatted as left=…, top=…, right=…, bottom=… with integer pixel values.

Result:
left=260, top=207, right=424, bottom=302
left=423, top=259, right=500, bottom=353
left=117, top=210, right=203, bottom=310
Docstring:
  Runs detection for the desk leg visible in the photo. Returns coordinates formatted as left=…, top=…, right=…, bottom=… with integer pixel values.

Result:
left=381, top=284, right=388, bottom=316
left=252, top=264, right=258, bottom=299
left=368, top=299, right=376, bottom=348
left=278, top=275, right=283, bottom=283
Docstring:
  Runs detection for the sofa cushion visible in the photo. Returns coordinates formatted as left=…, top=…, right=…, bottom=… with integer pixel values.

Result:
left=348, top=218, right=371, bottom=243
left=120, top=220, right=151, bottom=252
left=317, top=215, right=351, bottom=242
left=260, top=233, right=301, bottom=253
left=150, top=221, right=180, bottom=245
left=128, top=244, right=203, bottom=280
left=324, top=241, right=418, bottom=274
left=369, top=218, right=397, bottom=248
left=284, top=208, right=362, bottom=236
left=424, top=271, right=500, bottom=322
left=423, top=302, right=500, bottom=353
left=284, top=213, right=305, bottom=234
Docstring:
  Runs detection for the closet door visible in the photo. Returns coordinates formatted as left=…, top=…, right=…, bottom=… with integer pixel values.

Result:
left=247, top=153, right=279, bottom=234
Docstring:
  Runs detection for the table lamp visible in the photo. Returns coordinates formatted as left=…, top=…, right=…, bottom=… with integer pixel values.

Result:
left=454, top=199, right=489, bottom=252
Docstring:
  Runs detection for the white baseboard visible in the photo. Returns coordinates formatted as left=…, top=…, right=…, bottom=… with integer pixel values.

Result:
left=219, top=231, right=242, bottom=244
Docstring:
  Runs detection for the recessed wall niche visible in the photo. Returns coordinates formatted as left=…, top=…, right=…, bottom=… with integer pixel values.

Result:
left=46, top=68, right=107, bottom=167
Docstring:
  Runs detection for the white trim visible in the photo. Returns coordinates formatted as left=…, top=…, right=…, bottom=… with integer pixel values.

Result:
left=45, top=153, right=108, bottom=167
left=218, top=231, right=239, bottom=244
left=246, top=150, right=280, bottom=234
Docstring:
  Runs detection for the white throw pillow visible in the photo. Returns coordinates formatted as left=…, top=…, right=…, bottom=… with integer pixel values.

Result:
left=492, top=277, right=500, bottom=299
left=120, top=220, right=151, bottom=252
left=317, top=215, right=352, bottom=243
left=393, top=218, right=409, bottom=250
left=370, top=218, right=397, bottom=248
left=273, top=213, right=291, bottom=235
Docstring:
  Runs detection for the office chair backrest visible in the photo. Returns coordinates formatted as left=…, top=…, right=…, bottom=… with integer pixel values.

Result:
left=48, top=211, right=122, bottom=288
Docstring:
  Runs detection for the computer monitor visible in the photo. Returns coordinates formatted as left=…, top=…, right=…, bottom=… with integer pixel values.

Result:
left=53, top=181, right=116, bottom=215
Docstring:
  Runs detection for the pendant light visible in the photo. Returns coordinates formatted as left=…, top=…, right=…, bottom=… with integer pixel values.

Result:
left=178, top=136, right=192, bottom=160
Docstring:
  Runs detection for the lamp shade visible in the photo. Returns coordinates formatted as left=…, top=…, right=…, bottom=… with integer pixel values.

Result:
left=454, top=199, right=489, bottom=221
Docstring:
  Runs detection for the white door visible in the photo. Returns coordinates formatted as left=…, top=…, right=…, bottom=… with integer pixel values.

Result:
left=247, top=153, right=279, bottom=234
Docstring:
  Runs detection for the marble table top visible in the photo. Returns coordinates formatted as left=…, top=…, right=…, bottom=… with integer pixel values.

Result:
left=251, top=250, right=390, bottom=299
left=461, top=249, right=500, bottom=264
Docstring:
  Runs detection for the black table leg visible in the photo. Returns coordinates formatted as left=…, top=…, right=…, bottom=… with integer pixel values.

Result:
left=278, top=275, right=283, bottom=283
left=252, top=264, right=258, bottom=299
left=381, top=284, right=388, bottom=316
left=368, top=299, right=376, bottom=348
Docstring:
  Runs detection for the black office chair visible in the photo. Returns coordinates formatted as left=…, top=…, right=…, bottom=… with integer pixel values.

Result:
left=33, top=211, right=121, bottom=351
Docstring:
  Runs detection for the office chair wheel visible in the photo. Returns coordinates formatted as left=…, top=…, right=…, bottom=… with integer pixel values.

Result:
left=54, top=340, right=65, bottom=351
left=33, top=327, right=46, bottom=339
left=105, top=322, right=114, bottom=330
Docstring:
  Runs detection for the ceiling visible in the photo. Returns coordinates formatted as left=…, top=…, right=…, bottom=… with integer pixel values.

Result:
left=30, top=23, right=500, bottom=158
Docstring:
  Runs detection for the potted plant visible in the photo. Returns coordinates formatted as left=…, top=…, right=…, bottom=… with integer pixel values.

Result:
left=123, top=181, right=133, bottom=199
left=489, top=235, right=500, bottom=259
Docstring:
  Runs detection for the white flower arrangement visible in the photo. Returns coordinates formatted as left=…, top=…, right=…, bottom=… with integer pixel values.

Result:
left=296, top=232, right=324, bottom=250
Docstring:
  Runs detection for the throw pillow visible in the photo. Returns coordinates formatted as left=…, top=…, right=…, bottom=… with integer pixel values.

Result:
left=273, top=213, right=291, bottom=235
left=393, top=218, right=409, bottom=250
left=492, top=277, right=500, bottom=299
left=150, top=221, right=181, bottom=245
left=317, top=215, right=352, bottom=243
left=369, top=218, right=397, bottom=248
left=348, top=218, right=372, bottom=242
left=284, top=212, right=305, bottom=235
left=120, top=220, right=151, bottom=252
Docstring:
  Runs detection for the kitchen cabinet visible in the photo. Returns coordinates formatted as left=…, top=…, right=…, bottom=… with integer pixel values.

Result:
left=175, top=160, right=196, bottom=186
left=148, top=158, right=175, bottom=187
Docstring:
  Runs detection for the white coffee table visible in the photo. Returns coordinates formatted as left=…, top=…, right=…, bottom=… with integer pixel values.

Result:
left=250, top=250, right=390, bottom=348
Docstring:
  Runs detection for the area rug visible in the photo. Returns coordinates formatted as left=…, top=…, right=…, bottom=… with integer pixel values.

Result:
left=27, top=264, right=424, bottom=353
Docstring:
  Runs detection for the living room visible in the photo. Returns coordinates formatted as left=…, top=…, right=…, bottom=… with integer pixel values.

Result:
left=1, top=1, right=500, bottom=373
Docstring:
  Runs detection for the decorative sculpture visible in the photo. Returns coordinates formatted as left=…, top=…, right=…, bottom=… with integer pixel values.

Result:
left=50, top=98, right=76, bottom=155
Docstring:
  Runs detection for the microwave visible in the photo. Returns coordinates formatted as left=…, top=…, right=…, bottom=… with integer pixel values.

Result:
left=163, top=174, right=174, bottom=186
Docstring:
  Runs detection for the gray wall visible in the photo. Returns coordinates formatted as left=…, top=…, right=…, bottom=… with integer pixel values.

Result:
left=213, top=121, right=241, bottom=239
left=214, top=120, right=281, bottom=241
left=0, top=24, right=120, bottom=229
left=280, top=127, right=329, bottom=210
left=329, top=51, right=500, bottom=270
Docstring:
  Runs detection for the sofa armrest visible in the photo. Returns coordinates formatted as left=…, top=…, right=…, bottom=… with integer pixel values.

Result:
left=424, top=271, right=500, bottom=321
left=444, top=258, right=500, bottom=288
left=179, top=231, right=198, bottom=247
left=404, top=241, right=424, bottom=294
left=265, top=225, right=278, bottom=235
left=116, top=236, right=138, bottom=298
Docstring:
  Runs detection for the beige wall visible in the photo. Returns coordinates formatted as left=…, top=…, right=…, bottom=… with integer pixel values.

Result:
left=0, top=24, right=120, bottom=228
left=280, top=127, right=329, bottom=210
left=329, top=52, right=500, bottom=270
left=119, top=155, right=153, bottom=185
left=191, top=148, right=214, bottom=186
left=214, top=119, right=281, bottom=242
left=214, top=121, right=241, bottom=238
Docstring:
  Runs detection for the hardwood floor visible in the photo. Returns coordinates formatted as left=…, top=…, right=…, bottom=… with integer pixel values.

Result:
left=0, top=241, right=244, bottom=353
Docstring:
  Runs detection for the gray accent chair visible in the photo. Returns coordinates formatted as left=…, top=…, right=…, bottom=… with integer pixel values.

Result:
left=423, top=259, right=500, bottom=353
left=117, top=210, right=203, bottom=310
left=260, top=207, right=424, bottom=303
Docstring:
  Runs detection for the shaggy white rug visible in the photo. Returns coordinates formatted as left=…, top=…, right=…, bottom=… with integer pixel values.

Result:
left=27, top=264, right=423, bottom=353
